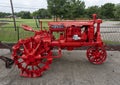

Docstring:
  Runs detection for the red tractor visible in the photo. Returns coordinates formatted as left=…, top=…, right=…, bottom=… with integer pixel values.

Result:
left=12, top=14, right=107, bottom=77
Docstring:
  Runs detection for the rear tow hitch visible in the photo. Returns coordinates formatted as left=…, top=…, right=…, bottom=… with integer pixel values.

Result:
left=0, top=56, right=14, bottom=68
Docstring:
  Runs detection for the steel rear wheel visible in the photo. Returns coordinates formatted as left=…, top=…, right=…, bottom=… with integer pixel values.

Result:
left=12, top=38, right=53, bottom=77
left=87, top=47, right=107, bottom=64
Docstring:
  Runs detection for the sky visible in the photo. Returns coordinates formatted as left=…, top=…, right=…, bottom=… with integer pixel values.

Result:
left=0, top=0, right=119, bottom=13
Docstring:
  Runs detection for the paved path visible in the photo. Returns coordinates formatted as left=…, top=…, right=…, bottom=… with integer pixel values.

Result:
left=0, top=49, right=120, bottom=85
left=100, top=21, right=120, bottom=42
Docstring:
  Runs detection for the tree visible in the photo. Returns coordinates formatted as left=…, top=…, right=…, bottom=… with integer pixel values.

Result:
left=0, top=12, right=11, bottom=18
left=47, top=0, right=66, bottom=19
left=17, top=11, right=32, bottom=19
left=32, top=9, right=51, bottom=19
left=114, top=4, right=120, bottom=20
left=47, top=0, right=85, bottom=19
left=64, top=0, right=85, bottom=19
left=100, top=3, right=115, bottom=19
left=86, top=6, right=100, bottom=18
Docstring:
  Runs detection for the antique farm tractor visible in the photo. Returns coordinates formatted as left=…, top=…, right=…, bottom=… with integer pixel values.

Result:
left=11, top=14, right=107, bottom=77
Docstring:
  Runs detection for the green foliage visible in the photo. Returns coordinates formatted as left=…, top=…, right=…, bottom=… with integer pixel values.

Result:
left=47, top=0, right=66, bottom=18
left=47, top=0, right=85, bottom=19
left=17, top=11, right=32, bottom=19
left=64, top=0, right=85, bottom=19
left=100, top=3, right=115, bottom=19
left=114, top=4, right=120, bottom=20
left=32, top=9, right=51, bottom=19
left=0, top=12, right=11, bottom=18
left=0, top=2, right=119, bottom=20
left=86, top=6, right=100, bottom=18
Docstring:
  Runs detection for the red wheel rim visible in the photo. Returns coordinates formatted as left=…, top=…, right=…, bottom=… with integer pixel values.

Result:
left=87, top=47, right=107, bottom=64
left=12, top=38, right=53, bottom=77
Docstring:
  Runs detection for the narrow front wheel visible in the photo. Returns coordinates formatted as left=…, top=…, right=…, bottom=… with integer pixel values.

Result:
left=86, top=47, right=107, bottom=64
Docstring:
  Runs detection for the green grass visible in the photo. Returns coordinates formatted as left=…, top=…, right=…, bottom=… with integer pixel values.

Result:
left=104, top=40, right=120, bottom=45
left=0, top=18, right=52, bottom=42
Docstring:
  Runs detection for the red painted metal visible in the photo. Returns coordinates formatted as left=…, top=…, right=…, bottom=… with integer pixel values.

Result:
left=87, top=47, right=107, bottom=64
left=12, top=38, right=53, bottom=77
left=12, top=14, right=107, bottom=77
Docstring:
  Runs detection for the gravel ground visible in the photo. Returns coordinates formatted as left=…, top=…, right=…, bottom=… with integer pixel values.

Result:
left=0, top=49, right=120, bottom=85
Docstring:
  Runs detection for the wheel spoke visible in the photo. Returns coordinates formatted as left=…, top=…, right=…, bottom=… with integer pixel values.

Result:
left=23, top=44, right=29, bottom=54
left=30, top=40, right=33, bottom=49
left=32, top=43, right=40, bottom=55
left=36, top=65, right=41, bottom=69
left=32, top=66, right=34, bottom=71
left=87, top=47, right=107, bottom=64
